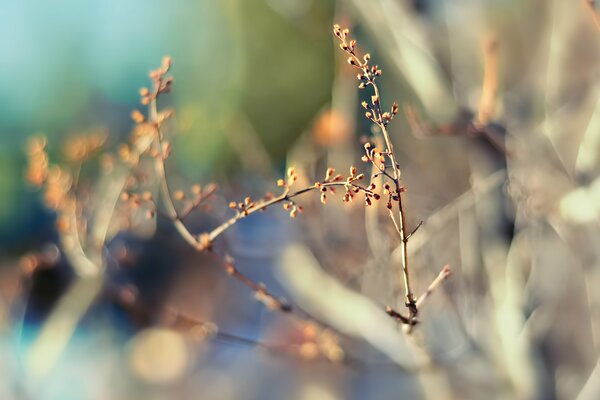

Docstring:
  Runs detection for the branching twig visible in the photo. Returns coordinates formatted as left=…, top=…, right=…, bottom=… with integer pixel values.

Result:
left=334, top=25, right=419, bottom=319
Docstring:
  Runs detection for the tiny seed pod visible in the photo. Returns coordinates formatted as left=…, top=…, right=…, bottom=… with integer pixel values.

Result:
left=320, top=193, right=327, bottom=204
left=325, top=167, right=335, bottom=180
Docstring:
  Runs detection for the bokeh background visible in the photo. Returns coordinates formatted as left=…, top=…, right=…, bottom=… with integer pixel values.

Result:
left=3, top=0, right=600, bottom=399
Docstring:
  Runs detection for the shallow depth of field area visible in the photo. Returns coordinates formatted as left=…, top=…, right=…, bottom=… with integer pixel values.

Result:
left=3, top=1, right=600, bottom=399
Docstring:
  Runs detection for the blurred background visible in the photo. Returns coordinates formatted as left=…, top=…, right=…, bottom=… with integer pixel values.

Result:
left=3, top=0, right=600, bottom=399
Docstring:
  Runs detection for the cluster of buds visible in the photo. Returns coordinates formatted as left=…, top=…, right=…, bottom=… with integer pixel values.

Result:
left=130, top=107, right=174, bottom=149
left=361, top=142, right=390, bottom=171
left=117, top=143, right=141, bottom=165
left=26, top=136, right=76, bottom=232
left=282, top=200, right=303, bottom=218
left=317, top=167, right=343, bottom=204
left=315, top=166, right=379, bottom=207
left=132, top=108, right=175, bottom=126
left=361, top=98, right=399, bottom=127
left=63, top=131, right=107, bottom=163
left=140, top=56, right=174, bottom=105
left=383, top=182, right=407, bottom=210
left=229, top=196, right=256, bottom=217
left=25, top=135, right=49, bottom=186
left=334, top=25, right=400, bottom=128
left=120, top=190, right=156, bottom=219
left=333, top=24, right=381, bottom=88
left=298, top=322, right=344, bottom=362
left=44, top=166, right=74, bottom=213
left=276, top=167, right=299, bottom=190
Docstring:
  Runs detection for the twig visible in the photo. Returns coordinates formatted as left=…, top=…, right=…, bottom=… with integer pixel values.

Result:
left=476, top=36, right=499, bottom=127
left=334, top=25, right=418, bottom=318
left=416, top=265, right=452, bottom=309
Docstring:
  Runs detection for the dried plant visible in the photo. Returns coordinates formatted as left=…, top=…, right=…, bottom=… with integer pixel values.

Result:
left=22, top=25, right=453, bottom=380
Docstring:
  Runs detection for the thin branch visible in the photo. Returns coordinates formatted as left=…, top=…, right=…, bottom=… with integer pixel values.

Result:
left=476, top=36, right=499, bottom=127
left=406, top=220, right=423, bottom=241
left=416, top=265, right=452, bottom=309
left=334, top=25, right=418, bottom=318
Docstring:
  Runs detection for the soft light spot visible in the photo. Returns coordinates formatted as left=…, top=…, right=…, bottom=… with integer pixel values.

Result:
left=128, top=328, right=188, bottom=384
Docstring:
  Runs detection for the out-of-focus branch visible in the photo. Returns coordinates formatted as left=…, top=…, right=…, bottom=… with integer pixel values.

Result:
left=584, top=0, right=600, bottom=32
left=476, top=36, right=499, bottom=128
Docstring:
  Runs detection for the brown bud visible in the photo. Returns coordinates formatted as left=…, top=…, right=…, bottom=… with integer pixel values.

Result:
left=325, top=167, right=335, bottom=180
left=131, top=110, right=145, bottom=123
left=162, top=56, right=172, bottom=71
left=320, top=193, right=327, bottom=204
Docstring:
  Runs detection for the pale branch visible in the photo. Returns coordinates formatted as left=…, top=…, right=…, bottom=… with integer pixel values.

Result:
left=416, top=265, right=452, bottom=309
